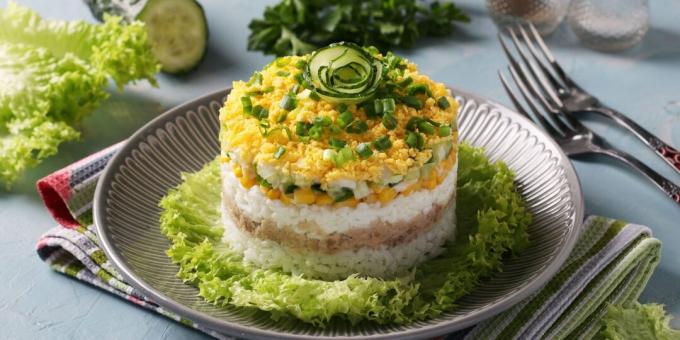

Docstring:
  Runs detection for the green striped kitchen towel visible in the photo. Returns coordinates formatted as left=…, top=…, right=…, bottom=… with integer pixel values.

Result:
left=464, top=217, right=662, bottom=339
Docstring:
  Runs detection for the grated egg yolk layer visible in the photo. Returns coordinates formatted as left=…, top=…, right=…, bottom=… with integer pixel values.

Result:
left=219, top=54, right=459, bottom=190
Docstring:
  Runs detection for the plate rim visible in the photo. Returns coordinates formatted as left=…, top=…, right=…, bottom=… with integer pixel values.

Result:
left=94, top=87, right=584, bottom=339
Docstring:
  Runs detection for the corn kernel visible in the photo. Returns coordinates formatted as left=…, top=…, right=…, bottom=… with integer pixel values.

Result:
left=233, top=165, right=243, bottom=178
left=239, top=176, right=256, bottom=189
left=294, top=188, right=316, bottom=204
left=336, top=197, right=358, bottom=208
left=378, top=188, right=397, bottom=203
left=316, top=194, right=334, bottom=206
left=423, top=177, right=437, bottom=190
left=280, top=193, right=292, bottom=205
left=436, top=171, right=446, bottom=185
left=365, top=193, right=378, bottom=203
left=402, top=182, right=421, bottom=196
left=266, top=189, right=281, bottom=199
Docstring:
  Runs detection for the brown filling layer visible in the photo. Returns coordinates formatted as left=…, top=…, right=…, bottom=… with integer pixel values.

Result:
left=222, top=192, right=455, bottom=254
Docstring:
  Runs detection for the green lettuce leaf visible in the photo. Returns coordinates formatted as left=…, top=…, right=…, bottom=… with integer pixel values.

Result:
left=0, top=3, right=159, bottom=185
left=159, top=144, right=531, bottom=326
left=599, top=303, right=680, bottom=340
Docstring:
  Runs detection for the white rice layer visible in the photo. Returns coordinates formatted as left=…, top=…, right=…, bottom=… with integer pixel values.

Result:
left=220, top=195, right=456, bottom=280
left=220, top=159, right=458, bottom=235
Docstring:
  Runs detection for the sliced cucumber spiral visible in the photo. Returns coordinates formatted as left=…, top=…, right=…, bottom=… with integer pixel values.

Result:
left=305, top=42, right=382, bottom=104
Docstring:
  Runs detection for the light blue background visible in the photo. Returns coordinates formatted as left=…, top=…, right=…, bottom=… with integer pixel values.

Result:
left=1, top=0, right=679, bottom=339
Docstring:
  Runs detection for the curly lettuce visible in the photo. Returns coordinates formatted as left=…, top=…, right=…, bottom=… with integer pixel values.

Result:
left=159, top=144, right=531, bottom=325
left=0, top=3, right=159, bottom=185
left=599, top=303, right=680, bottom=340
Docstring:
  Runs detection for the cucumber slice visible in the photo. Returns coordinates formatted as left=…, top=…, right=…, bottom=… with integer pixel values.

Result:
left=137, top=0, right=208, bottom=74
left=305, top=42, right=382, bottom=104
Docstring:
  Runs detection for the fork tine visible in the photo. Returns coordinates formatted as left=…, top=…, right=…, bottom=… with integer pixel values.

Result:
left=526, top=23, right=580, bottom=89
left=498, top=72, right=533, bottom=119
left=500, top=29, right=574, bottom=134
left=507, top=27, right=565, bottom=108
left=502, top=68, right=563, bottom=138
left=508, top=62, right=572, bottom=134
left=514, top=25, right=567, bottom=92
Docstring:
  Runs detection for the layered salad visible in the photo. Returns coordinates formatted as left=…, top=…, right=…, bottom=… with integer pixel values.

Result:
left=219, top=42, right=459, bottom=279
left=159, top=43, right=531, bottom=326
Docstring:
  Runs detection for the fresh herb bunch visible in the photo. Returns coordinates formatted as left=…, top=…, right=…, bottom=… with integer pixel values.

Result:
left=248, top=0, right=470, bottom=56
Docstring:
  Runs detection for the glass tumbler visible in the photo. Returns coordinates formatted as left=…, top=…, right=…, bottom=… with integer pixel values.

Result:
left=486, top=0, right=571, bottom=36
left=568, top=0, right=650, bottom=52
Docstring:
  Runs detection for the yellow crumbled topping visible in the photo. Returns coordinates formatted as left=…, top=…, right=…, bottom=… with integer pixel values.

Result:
left=219, top=54, right=459, bottom=188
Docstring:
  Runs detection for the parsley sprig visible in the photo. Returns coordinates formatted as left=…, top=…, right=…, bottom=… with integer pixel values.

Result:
left=247, top=0, right=470, bottom=56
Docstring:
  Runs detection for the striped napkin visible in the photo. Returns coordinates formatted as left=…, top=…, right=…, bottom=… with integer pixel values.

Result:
left=35, top=143, right=662, bottom=339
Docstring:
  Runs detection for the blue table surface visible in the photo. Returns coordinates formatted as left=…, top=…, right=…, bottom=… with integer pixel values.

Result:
left=1, top=0, right=679, bottom=339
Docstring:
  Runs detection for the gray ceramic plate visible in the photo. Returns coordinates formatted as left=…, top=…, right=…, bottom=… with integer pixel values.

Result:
left=94, top=88, right=583, bottom=339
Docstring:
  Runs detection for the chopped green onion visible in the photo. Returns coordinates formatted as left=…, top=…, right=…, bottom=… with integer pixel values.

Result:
left=313, top=116, right=332, bottom=127
left=253, top=105, right=269, bottom=119
left=439, top=125, right=452, bottom=137
left=405, top=131, right=424, bottom=150
left=337, top=111, right=354, bottom=128
left=425, top=118, right=441, bottom=127
left=295, top=59, right=307, bottom=69
left=247, top=72, right=263, bottom=86
left=246, top=90, right=263, bottom=96
left=418, top=121, right=435, bottom=134
left=373, top=136, right=392, bottom=151
left=333, top=188, right=354, bottom=202
left=406, top=117, right=422, bottom=131
left=284, top=183, right=298, bottom=194
left=309, top=91, right=321, bottom=101
left=331, top=146, right=355, bottom=167
left=346, top=120, right=368, bottom=134
left=311, top=183, right=324, bottom=192
left=256, top=175, right=272, bottom=188
left=360, top=101, right=377, bottom=118
left=308, top=125, right=323, bottom=140
left=279, top=94, right=297, bottom=111
left=402, top=95, right=423, bottom=109
left=295, top=121, right=311, bottom=136
left=241, top=96, right=253, bottom=115
left=275, top=57, right=290, bottom=67
left=258, top=120, right=271, bottom=135
left=407, top=84, right=431, bottom=96
left=384, top=52, right=403, bottom=70
left=356, top=143, right=373, bottom=159
left=329, top=137, right=346, bottom=150
left=330, top=125, right=343, bottom=135
left=291, top=84, right=300, bottom=94
left=398, top=77, right=413, bottom=87
left=263, top=86, right=275, bottom=93
left=273, top=146, right=286, bottom=159
left=283, top=126, right=293, bottom=140
left=276, top=112, right=288, bottom=123
left=374, top=100, right=384, bottom=115
left=381, top=98, right=396, bottom=114
left=337, top=104, right=348, bottom=113
left=276, top=70, right=290, bottom=77
left=437, top=96, right=450, bottom=109
left=382, top=114, right=397, bottom=130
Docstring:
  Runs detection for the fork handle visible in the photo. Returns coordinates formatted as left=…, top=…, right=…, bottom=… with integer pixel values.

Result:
left=600, top=147, right=680, bottom=205
left=589, top=105, right=680, bottom=174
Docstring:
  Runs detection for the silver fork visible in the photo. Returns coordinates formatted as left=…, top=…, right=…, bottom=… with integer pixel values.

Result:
left=497, top=31, right=680, bottom=206
left=501, top=23, right=680, bottom=175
